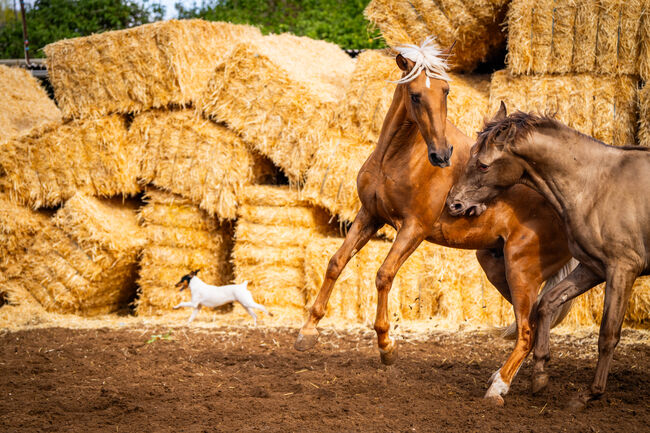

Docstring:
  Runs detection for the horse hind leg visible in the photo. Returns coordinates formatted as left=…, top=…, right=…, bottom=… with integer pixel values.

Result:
left=484, top=259, right=540, bottom=406
left=374, top=222, right=424, bottom=365
left=567, top=265, right=637, bottom=411
left=295, top=207, right=381, bottom=351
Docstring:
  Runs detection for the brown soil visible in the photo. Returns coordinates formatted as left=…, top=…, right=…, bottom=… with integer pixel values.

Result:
left=0, top=327, right=648, bottom=433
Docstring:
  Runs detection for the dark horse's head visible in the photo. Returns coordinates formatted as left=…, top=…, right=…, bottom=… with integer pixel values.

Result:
left=447, top=101, right=532, bottom=216
left=395, top=38, right=456, bottom=167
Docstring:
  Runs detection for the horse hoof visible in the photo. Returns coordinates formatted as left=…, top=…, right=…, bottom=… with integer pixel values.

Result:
left=294, top=330, right=319, bottom=352
left=379, top=342, right=399, bottom=366
left=531, top=373, right=549, bottom=395
left=483, top=394, right=505, bottom=407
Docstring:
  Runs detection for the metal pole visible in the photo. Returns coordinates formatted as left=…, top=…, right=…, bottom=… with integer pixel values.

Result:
left=19, top=0, right=31, bottom=66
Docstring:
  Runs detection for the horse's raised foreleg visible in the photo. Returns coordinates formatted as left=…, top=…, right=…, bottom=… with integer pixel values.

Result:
left=484, top=255, right=540, bottom=406
left=295, top=206, right=381, bottom=351
left=567, top=265, right=637, bottom=410
left=374, top=222, right=425, bottom=365
left=531, top=263, right=603, bottom=394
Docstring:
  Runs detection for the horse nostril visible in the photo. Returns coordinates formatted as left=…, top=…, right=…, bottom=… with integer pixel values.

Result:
left=452, top=202, right=462, bottom=211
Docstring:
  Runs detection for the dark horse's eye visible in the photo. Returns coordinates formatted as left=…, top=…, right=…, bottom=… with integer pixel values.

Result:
left=477, top=161, right=489, bottom=172
left=410, top=93, right=421, bottom=104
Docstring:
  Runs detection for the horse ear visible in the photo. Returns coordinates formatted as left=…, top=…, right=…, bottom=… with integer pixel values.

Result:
left=396, top=54, right=409, bottom=71
left=495, top=101, right=508, bottom=121
left=441, top=40, right=456, bottom=56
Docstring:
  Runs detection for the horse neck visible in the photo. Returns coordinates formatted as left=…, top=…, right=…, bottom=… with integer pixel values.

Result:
left=514, top=127, right=616, bottom=218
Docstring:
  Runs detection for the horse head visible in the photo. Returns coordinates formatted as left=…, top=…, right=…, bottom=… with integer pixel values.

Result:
left=394, top=38, right=455, bottom=168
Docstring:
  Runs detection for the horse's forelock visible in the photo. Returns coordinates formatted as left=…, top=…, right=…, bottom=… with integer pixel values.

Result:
left=392, top=36, right=451, bottom=85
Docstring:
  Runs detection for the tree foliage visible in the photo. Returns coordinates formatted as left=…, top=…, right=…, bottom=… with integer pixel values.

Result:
left=0, top=0, right=164, bottom=58
left=176, top=0, right=385, bottom=49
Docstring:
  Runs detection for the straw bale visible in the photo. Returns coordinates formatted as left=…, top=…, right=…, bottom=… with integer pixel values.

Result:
left=8, top=195, right=146, bottom=315
left=44, top=20, right=262, bottom=119
left=0, top=194, right=51, bottom=277
left=0, top=115, right=139, bottom=209
left=303, top=51, right=490, bottom=222
left=235, top=264, right=305, bottom=309
left=237, top=205, right=318, bottom=228
left=0, top=65, right=61, bottom=139
left=131, top=109, right=253, bottom=220
left=200, top=33, right=354, bottom=182
left=364, top=0, right=509, bottom=72
left=136, top=189, right=232, bottom=315
left=639, top=83, right=650, bottom=147
left=488, top=70, right=638, bottom=146
left=234, top=221, right=314, bottom=248
left=506, top=0, right=646, bottom=76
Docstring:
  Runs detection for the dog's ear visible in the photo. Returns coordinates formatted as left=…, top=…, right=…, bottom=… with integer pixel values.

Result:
left=192, top=269, right=200, bottom=275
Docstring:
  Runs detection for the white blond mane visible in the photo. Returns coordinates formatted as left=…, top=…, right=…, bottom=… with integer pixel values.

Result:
left=392, top=36, right=451, bottom=88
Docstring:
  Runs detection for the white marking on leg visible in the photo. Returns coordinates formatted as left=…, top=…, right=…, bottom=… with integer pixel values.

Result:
left=378, top=336, right=395, bottom=354
left=485, top=369, right=509, bottom=397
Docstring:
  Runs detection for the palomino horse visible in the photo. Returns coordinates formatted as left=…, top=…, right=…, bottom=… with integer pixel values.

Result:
left=448, top=103, right=650, bottom=409
left=295, top=39, right=574, bottom=404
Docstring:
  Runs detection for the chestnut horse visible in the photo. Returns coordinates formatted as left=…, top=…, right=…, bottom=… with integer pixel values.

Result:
left=295, top=40, right=574, bottom=404
left=448, top=103, right=650, bottom=409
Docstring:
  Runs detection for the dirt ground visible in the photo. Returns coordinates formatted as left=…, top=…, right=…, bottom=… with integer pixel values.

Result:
left=0, top=326, right=648, bottom=433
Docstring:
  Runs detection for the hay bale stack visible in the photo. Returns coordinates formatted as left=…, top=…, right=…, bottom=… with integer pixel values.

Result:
left=0, top=65, right=61, bottom=139
left=233, top=185, right=330, bottom=316
left=130, top=109, right=254, bottom=220
left=201, top=33, right=355, bottom=182
left=488, top=70, right=638, bottom=146
left=506, top=0, right=647, bottom=76
left=44, top=20, right=261, bottom=120
left=0, top=115, right=139, bottom=209
left=136, top=188, right=232, bottom=315
left=16, top=194, right=145, bottom=315
left=364, top=0, right=509, bottom=72
left=303, top=50, right=490, bottom=222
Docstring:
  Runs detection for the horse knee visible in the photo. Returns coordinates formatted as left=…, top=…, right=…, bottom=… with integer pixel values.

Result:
left=325, top=256, right=344, bottom=281
left=598, top=334, right=619, bottom=355
left=376, top=268, right=394, bottom=292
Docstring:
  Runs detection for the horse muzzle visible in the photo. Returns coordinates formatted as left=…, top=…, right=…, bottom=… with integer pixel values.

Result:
left=428, top=146, right=453, bottom=168
left=447, top=199, right=487, bottom=217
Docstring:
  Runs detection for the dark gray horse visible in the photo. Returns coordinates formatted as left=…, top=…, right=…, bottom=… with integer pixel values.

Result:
left=448, top=102, right=650, bottom=410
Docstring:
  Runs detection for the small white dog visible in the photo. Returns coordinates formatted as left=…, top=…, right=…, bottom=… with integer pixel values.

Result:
left=173, top=270, right=272, bottom=325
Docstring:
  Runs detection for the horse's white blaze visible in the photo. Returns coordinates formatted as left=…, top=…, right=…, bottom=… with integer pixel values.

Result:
left=485, top=369, right=510, bottom=397
left=392, top=36, right=451, bottom=85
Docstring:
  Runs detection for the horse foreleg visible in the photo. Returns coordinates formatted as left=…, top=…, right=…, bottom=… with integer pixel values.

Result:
left=374, top=222, right=424, bottom=365
left=568, top=265, right=637, bottom=410
left=531, top=263, right=603, bottom=394
left=295, top=206, right=381, bottom=351
left=484, top=260, right=540, bottom=406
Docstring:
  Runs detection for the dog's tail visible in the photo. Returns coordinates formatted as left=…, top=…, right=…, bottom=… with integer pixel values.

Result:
left=502, top=258, right=579, bottom=340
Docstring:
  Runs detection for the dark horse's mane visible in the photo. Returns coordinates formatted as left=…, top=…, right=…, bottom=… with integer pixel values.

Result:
left=475, top=110, right=650, bottom=153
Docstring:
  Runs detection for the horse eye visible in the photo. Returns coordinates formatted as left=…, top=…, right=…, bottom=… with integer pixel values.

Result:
left=477, top=161, right=489, bottom=172
left=410, top=93, right=421, bottom=104
left=443, top=88, right=449, bottom=96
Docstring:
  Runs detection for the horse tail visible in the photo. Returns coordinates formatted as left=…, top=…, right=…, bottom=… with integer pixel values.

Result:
left=502, top=257, right=580, bottom=340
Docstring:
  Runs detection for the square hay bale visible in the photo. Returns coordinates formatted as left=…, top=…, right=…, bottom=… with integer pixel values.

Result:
left=638, top=83, right=650, bottom=147
left=0, top=193, right=51, bottom=279
left=364, top=0, right=509, bottom=72
left=0, top=65, right=61, bottom=139
left=0, top=115, right=139, bottom=209
left=44, top=20, right=262, bottom=119
left=488, top=70, right=638, bottom=146
left=303, top=50, right=490, bottom=223
left=200, top=33, right=354, bottom=182
left=232, top=185, right=330, bottom=314
left=506, top=0, right=647, bottom=76
left=135, top=189, right=232, bottom=315
left=13, top=194, right=145, bottom=315
left=130, top=109, right=254, bottom=220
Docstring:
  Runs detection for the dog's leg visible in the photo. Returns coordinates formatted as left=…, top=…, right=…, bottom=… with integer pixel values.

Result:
left=244, top=307, right=258, bottom=326
left=173, top=301, right=193, bottom=310
left=247, top=302, right=273, bottom=317
left=187, top=305, right=201, bottom=324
